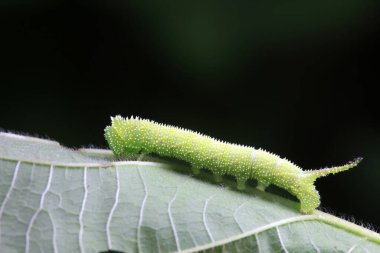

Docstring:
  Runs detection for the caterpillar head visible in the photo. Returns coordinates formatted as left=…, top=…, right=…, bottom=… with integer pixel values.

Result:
left=104, top=116, right=143, bottom=155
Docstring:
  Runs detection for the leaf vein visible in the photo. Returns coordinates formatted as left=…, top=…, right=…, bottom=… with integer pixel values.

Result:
left=203, top=195, right=215, bottom=242
left=168, top=191, right=180, bottom=252
left=106, top=167, right=120, bottom=250
left=0, top=161, right=21, bottom=243
left=78, top=167, right=88, bottom=253
left=25, top=164, right=54, bottom=253
left=137, top=155, right=148, bottom=253
left=275, top=226, right=289, bottom=253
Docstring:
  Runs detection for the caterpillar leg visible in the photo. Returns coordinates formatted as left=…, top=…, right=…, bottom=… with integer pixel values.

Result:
left=137, top=153, right=146, bottom=161
left=191, top=165, right=201, bottom=175
left=213, top=173, right=223, bottom=183
left=237, top=179, right=246, bottom=190
left=256, top=181, right=269, bottom=191
left=298, top=187, right=320, bottom=214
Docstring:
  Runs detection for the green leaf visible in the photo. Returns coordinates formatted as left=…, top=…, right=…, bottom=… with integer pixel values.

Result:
left=1, top=132, right=379, bottom=253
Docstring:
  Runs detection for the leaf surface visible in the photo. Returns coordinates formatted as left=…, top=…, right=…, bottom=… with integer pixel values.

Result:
left=0, top=133, right=379, bottom=253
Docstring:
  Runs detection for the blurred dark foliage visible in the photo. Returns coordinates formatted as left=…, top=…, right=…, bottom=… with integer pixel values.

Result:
left=1, top=0, right=379, bottom=228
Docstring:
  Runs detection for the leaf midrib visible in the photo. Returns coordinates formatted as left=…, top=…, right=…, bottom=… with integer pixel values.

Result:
left=181, top=211, right=380, bottom=253
left=0, top=155, right=168, bottom=168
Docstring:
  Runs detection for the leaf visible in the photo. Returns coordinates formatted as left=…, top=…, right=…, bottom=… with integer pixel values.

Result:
left=0, top=132, right=379, bottom=253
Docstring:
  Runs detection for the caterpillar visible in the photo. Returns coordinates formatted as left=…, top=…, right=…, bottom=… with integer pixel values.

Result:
left=104, top=116, right=362, bottom=213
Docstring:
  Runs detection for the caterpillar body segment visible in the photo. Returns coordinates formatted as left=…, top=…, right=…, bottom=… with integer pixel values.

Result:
left=104, top=116, right=362, bottom=213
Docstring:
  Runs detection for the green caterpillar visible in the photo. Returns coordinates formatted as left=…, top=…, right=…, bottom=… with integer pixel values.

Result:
left=104, top=116, right=362, bottom=213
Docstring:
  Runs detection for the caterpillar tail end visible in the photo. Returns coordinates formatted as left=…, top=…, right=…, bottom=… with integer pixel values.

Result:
left=306, top=157, right=363, bottom=181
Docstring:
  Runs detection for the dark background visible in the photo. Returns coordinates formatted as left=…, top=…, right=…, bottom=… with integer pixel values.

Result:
left=1, top=1, right=379, bottom=228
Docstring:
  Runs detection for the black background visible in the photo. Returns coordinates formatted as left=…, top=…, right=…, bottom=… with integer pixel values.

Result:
left=1, top=1, right=379, bottom=229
